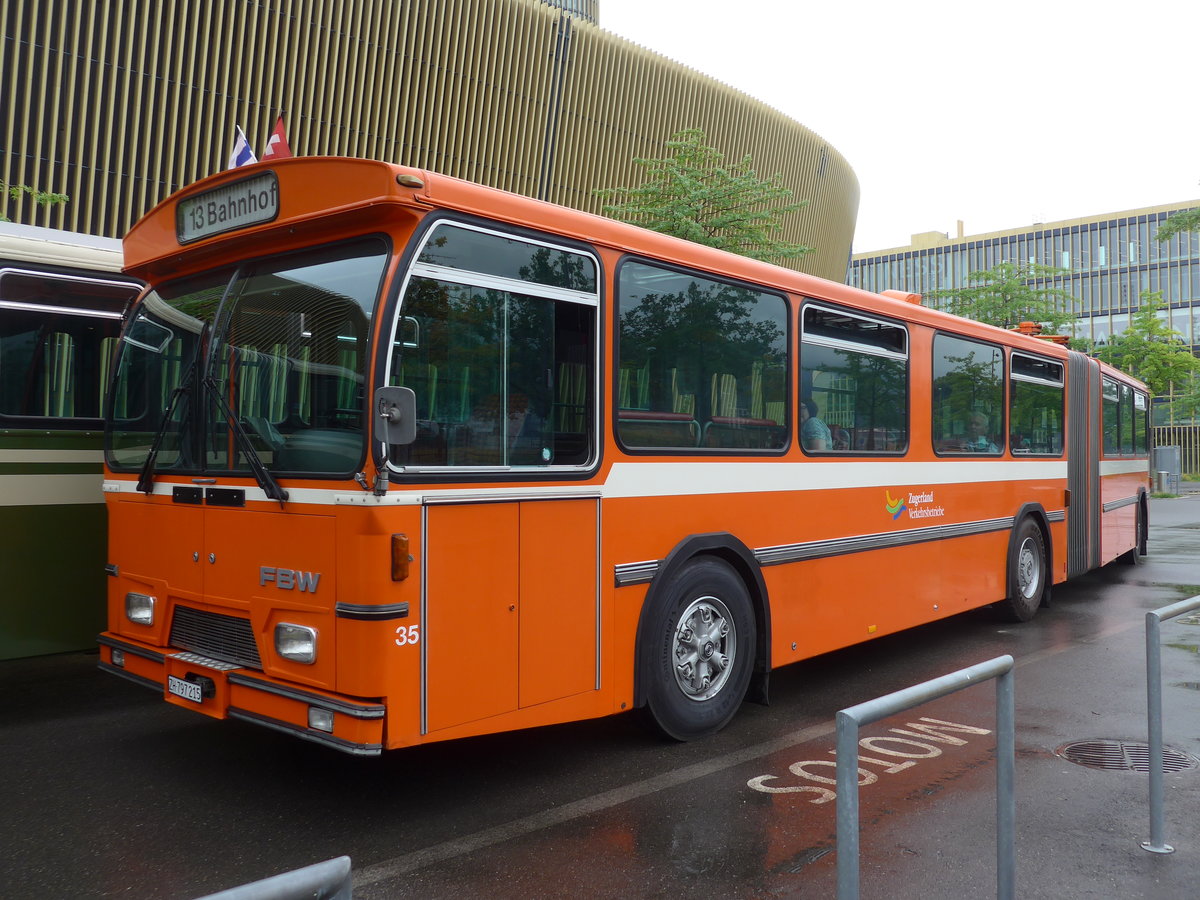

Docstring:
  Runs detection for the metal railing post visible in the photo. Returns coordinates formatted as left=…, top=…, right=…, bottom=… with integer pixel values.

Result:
left=996, top=666, right=1015, bottom=898
left=835, top=709, right=862, bottom=898
left=1141, top=594, right=1200, bottom=854
left=836, top=655, right=1015, bottom=900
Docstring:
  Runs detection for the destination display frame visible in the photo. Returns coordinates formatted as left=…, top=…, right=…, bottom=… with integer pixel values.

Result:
left=176, top=170, right=279, bottom=244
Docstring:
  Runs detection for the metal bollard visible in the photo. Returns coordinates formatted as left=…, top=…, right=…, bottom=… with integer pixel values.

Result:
left=836, top=656, right=1015, bottom=900
left=1141, top=594, right=1200, bottom=854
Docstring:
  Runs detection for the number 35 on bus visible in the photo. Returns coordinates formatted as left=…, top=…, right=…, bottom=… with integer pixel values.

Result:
left=98, top=159, right=1150, bottom=755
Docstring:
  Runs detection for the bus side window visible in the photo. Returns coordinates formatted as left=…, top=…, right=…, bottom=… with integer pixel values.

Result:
left=387, top=224, right=598, bottom=469
left=1101, top=377, right=1120, bottom=456
left=0, top=270, right=136, bottom=423
left=1119, top=384, right=1135, bottom=455
left=932, top=333, right=1003, bottom=455
left=1133, top=390, right=1148, bottom=455
left=1009, top=354, right=1064, bottom=456
left=800, top=304, right=908, bottom=454
left=616, top=261, right=788, bottom=452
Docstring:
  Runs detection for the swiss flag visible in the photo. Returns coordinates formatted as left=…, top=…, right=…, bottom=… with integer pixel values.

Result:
left=262, top=115, right=293, bottom=160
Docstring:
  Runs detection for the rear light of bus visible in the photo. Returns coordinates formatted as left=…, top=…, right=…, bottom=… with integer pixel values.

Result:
left=275, top=623, right=318, bottom=664
left=125, top=592, right=156, bottom=626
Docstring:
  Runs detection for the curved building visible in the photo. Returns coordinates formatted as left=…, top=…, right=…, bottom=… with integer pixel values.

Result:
left=1, top=0, right=858, bottom=279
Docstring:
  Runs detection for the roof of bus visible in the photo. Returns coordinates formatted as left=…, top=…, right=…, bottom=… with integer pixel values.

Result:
left=122, top=157, right=1147, bottom=392
left=0, top=221, right=126, bottom=273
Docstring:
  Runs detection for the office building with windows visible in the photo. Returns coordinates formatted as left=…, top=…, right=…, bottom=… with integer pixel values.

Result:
left=849, top=201, right=1200, bottom=348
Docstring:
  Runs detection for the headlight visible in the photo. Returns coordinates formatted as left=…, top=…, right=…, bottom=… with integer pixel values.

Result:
left=308, top=707, right=335, bottom=733
left=275, top=623, right=317, bottom=664
left=125, top=592, right=156, bottom=626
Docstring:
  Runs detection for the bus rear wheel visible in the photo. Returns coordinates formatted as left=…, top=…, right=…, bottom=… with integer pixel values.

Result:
left=1120, top=503, right=1147, bottom=565
left=998, top=518, right=1046, bottom=622
left=642, top=557, right=756, bottom=741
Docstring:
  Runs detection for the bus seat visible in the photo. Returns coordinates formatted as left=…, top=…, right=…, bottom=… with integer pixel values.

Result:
left=711, top=373, right=737, bottom=417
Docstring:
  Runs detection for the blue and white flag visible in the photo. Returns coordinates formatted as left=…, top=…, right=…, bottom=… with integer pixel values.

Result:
left=227, top=125, right=257, bottom=169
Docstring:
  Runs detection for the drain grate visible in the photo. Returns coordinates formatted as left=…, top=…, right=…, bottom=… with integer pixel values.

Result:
left=1057, top=740, right=1199, bottom=773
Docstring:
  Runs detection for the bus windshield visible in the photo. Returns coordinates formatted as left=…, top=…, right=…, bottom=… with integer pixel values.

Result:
left=106, top=237, right=388, bottom=480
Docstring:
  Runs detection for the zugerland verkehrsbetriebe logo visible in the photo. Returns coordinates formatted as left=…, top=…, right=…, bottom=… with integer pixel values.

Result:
left=886, top=489, right=945, bottom=521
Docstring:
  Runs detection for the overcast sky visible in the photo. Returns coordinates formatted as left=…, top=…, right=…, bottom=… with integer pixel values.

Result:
left=598, top=0, right=1200, bottom=253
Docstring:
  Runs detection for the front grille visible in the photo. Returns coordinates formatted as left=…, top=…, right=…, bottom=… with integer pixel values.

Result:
left=169, top=606, right=262, bottom=670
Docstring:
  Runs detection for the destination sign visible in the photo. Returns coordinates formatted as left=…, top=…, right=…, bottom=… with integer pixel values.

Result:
left=177, top=171, right=279, bottom=244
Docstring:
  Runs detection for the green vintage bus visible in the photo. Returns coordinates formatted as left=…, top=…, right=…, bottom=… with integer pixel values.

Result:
left=0, top=222, right=141, bottom=659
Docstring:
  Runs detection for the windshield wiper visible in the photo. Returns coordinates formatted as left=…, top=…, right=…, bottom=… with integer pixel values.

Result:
left=137, top=366, right=196, bottom=494
left=202, top=376, right=289, bottom=505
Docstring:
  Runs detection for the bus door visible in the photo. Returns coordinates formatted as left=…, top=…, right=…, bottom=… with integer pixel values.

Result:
left=382, top=220, right=602, bottom=735
left=1066, top=351, right=1100, bottom=576
left=422, top=495, right=600, bottom=734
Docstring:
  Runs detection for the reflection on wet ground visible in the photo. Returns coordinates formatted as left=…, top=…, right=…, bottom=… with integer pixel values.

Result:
left=6, top=498, right=1200, bottom=898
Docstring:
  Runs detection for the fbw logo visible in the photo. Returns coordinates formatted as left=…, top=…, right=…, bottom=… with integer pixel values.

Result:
left=259, top=566, right=321, bottom=592
left=885, top=490, right=908, bottom=520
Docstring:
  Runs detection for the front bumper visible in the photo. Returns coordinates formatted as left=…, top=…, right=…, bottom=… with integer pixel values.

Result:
left=98, top=633, right=385, bottom=755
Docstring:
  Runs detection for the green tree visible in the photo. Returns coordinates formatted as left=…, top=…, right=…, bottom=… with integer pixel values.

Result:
left=1094, top=290, right=1200, bottom=400
left=1, top=180, right=70, bottom=222
left=1156, top=207, right=1200, bottom=243
left=927, top=262, right=1076, bottom=333
left=594, top=129, right=812, bottom=263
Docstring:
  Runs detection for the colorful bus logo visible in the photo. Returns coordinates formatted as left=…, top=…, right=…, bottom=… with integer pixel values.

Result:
left=885, top=490, right=907, bottom=520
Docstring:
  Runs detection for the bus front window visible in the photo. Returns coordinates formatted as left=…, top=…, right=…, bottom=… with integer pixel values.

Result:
left=386, top=223, right=598, bottom=471
left=106, top=238, right=388, bottom=479
left=106, top=277, right=221, bottom=472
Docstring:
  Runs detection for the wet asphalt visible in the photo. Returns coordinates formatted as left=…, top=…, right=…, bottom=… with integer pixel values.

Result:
left=3, top=494, right=1200, bottom=898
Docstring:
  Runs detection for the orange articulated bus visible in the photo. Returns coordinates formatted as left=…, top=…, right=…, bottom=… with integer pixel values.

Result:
left=98, top=158, right=1150, bottom=755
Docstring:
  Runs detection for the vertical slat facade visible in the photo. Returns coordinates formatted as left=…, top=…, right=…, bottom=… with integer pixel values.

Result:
left=1, top=0, right=859, bottom=280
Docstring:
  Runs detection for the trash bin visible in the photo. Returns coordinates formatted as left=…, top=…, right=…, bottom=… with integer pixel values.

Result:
left=1154, top=446, right=1181, bottom=494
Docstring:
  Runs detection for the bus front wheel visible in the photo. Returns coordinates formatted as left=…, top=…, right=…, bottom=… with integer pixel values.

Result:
left=642, top=557, right=756, bottom=741
left=998, top=518, right=1046, bottom=622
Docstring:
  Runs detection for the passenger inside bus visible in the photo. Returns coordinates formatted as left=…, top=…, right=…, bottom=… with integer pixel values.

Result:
left=959, top=411, right=999, bottom=453
left=799, top=398, right=832, bottom=451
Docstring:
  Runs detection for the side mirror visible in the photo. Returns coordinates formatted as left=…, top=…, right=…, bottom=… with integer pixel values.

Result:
left=373, top=386, right=417, bottom=446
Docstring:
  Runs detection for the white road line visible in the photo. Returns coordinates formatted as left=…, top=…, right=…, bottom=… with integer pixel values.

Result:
left=351, top=613, right=1144, bottom=890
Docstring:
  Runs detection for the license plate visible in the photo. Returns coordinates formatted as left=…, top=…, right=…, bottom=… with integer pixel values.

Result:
left=168, top=675, right=203, bottom=704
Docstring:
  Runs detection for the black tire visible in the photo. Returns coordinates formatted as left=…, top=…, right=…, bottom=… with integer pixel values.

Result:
left=997, top=518, right=1047, bottom=622
left=1119, top=503, right=1147, bottom=566
left=642, top=557, right=756, bottom=741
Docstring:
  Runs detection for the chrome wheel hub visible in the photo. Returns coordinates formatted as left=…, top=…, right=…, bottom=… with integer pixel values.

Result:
left=1017, top=537, right=1041, bottom=599
left=673, top=595, right=735, bottom=701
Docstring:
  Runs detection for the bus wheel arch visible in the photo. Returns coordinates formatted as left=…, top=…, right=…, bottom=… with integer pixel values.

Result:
left=1139, top=491, right=1149, bottom=557
left=998, top=506, right=1051, bottom=622
left=1120, top=489, right=1149, bottom=565
left=633, top=533, right=771, bottom=740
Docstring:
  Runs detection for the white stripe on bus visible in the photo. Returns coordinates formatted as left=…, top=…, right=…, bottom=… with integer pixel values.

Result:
left=0, top=473, right=104, bottom=506
left=102, top=458, right=1092, bottom=508
left=601, top=460, right=1073, bottom=498
left=0, top=449, right=104, bottom=463
left=1099, top=459, right=1153, bottom=476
